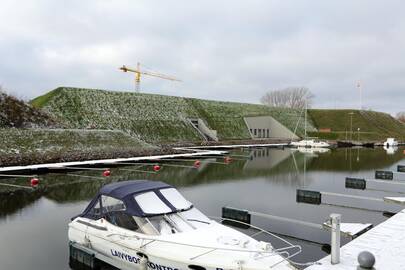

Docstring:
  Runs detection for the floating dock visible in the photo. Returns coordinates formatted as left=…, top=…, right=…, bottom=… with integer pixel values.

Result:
left=0, top=149, right=227, bottom=173
left=176, top=143, right=288, bottom=149
left=307, top=209, right=405, bottom=269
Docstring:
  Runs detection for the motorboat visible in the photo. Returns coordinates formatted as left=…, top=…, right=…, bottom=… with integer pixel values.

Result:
left=384, top=138, right=398, bottom=147
left=290, top=139, right=330, bottom=148
left=68, top=180, right=298, bottom=270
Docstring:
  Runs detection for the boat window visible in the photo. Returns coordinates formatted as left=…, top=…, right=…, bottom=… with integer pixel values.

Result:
left=105, top=211, right=139, bottom=231
left=133, top=217, right=159, bottom=235
left=160, top=188, right=192, bottom=211
left=87, top=198, right=102, bottom=219
left=101, top=195, right=126, bottom=213
left=134, top=192, right=171, bottom=215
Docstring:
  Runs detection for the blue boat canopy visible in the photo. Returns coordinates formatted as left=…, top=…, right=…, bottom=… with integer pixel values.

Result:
left=80, top=180, right=193, bottom=219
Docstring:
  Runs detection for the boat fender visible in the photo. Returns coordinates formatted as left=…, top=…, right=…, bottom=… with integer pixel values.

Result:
left=139, top=257, right=148, bottom=270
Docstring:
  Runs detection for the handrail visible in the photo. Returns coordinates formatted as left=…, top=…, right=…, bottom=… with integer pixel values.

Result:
left=209, top=216, right=302, bottom=264
left=71, top=217, right=304, bottom=266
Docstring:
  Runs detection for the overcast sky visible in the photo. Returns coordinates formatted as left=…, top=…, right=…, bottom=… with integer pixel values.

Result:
left=0, top=0, right=404, bottom=114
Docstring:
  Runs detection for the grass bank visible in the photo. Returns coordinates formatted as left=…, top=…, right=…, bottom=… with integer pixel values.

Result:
left=308, top=109, right=405, bottom=141
left=0, top=128, right=160, bottom=166
left=32, top=87, right=316, bottom=143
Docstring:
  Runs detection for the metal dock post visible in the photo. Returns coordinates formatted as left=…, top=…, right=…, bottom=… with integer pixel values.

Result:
left=330, top=213, right=341, bottom=264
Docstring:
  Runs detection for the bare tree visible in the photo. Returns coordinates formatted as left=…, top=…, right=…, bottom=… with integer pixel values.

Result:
left=260, top=87, right=314, bottom=109
left=397, top=111, right=405, bottom=123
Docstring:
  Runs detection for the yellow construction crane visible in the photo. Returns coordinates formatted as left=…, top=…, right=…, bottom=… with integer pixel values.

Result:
left=119, top=62, right=181, bottom=92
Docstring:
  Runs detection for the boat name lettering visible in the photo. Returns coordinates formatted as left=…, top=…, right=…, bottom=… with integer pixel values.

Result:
left=110, top=249, right=179, bottom=270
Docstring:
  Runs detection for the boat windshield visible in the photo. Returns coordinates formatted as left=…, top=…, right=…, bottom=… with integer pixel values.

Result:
left=105, top=207, right=211, bottom=235
left=134, top=188, right=193, bottom=215
left=104, top=188, right=211, bottom=235
left=133, top=207, right=211, bottom=235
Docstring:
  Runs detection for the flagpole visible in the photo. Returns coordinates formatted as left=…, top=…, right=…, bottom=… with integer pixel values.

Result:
left=357, top=81, right=362, bottom=110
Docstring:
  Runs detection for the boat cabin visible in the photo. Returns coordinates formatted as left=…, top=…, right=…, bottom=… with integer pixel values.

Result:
left=78, top=180, right=210, bottom=235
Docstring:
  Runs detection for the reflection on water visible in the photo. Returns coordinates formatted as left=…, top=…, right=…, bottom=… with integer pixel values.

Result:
left=384, top=145, right=398, bottom=155
left=0, top=147, right=404, bottom=269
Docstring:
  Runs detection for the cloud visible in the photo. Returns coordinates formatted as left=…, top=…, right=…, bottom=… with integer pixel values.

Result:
left=0, top=0, right=404, bottom=113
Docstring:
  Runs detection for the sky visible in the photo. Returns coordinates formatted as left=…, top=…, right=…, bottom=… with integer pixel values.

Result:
left=0, top=0, right=404, bottom=114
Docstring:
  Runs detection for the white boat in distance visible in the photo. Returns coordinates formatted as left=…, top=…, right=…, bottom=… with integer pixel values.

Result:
left=384, top=138, right=398, bottom=147
left=290, top=139, right=330, bottom=148
left=69, top=180, right=298, bottom=270
left=289, top=98, right=330, bottom=149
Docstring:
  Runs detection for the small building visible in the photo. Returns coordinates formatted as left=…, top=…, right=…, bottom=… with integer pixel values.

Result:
left=244, top=116, right=299, bottom=140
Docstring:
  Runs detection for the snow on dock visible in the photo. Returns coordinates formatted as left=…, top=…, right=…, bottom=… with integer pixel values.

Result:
left=177, top=143, right=288, bottom=149
left=0, top=150, right=227, bottom=173
left=307, top=209, right=405, bottom=269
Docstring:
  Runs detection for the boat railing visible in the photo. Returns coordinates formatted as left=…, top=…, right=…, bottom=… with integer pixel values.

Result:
left=210, top=216, right=302, bottom=267
left=103, top=216, right=303, bottom=268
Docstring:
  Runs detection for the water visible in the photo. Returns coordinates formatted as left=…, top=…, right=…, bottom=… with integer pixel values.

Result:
left=0, top=147, right=404, bottom=269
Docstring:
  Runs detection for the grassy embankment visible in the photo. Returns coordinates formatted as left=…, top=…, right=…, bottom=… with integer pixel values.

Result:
left=308, top=109, right=405, bottom=141
left=32, top=87, right=316, bottom=143
left=0, top=128, right=156, bottom=166
left=0, top=90, right=156, bottom=166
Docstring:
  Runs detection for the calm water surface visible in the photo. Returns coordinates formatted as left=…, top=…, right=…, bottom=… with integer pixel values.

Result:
left=0, top=147, right=404, bottom=269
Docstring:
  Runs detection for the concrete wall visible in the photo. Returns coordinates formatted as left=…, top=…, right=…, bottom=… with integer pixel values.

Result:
left=197, top=118, right=218, bottom=141
left=244, top=116, right=299, bottom=140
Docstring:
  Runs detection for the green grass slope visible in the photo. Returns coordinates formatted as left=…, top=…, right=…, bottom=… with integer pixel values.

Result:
left=308, top=109, right=405, bottom=141
left=32, top=87, right=202, bottom=143
left=32, top=87, right=316, bottom=143
left=186, top=98, right=315, bottom=140
left=0, top=128, right=156, bottom=166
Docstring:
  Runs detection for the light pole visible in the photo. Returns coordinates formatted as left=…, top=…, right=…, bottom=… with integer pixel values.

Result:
left=357, top=128, right=360, bottom=141
left=349, top=112, right=354, bottom=141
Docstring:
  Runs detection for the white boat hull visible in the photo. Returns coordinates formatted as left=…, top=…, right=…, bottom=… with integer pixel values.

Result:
left=69, top=218, right=295, bottom=270
left=290, top=140, right=330, bottom=148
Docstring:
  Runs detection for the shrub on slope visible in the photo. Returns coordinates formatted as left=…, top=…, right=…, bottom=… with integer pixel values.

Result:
left=0, top=89, right=59, bottom=128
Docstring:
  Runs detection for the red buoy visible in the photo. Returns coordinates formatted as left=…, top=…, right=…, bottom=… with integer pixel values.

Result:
left=193, top=160, right=201, bottom=168
left=224, top=156, right=232, bottom=163
left=30, top=178, right=39, bottom=187
left=153, top=165, right=161, bottom=172
left=102, top=170, right=111, bottom=177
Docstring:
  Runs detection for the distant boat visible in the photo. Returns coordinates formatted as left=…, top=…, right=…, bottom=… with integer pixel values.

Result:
left=384, top=138, right=398, bottom=147
left=289, top=98, right=330, bottom=148
left=291, top=139, right=330, bottom=148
